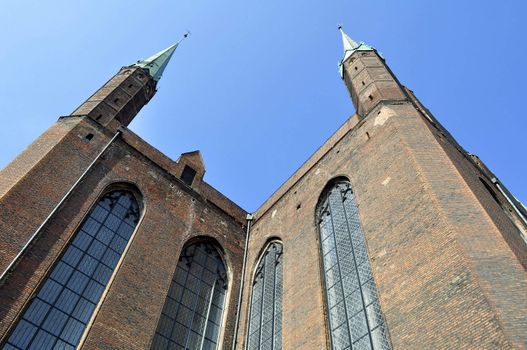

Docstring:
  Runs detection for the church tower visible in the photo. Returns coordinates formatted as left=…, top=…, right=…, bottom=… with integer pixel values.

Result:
left=0, top=39, right=183, bottom=285
left=0, top=38, right=248, bottom=350
left=338, top=26, right=407, bottom=118
left=233, top=28, right=527, bottom=350
left=70, top=42, right=181, bottom=128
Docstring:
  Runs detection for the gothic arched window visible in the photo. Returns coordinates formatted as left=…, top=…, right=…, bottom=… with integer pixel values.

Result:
left=246, top=241, right=283, bottom=350
left=4, top=189, right=141, bottom=350
left=317, top=180, right=391, bottom=350
left=151, top=242, right=227, bottom=350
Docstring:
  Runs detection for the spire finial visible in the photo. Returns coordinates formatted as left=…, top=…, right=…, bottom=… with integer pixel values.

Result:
left=133, top=32, right=189, bottom=82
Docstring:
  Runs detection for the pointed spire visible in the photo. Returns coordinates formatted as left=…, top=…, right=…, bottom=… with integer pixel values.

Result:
left=338, top=25, right=374, bottom=78
left=134, top=32, right=188, bottom=81
left=339, top=25, right=360, bottom=54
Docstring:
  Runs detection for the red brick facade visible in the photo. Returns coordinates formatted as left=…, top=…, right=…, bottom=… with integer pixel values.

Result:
left=0, top=45, right=525, bottom=349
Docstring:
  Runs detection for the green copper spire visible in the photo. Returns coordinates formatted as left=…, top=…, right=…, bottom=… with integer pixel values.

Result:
left=134, top=33, right=188, bottom=81
left=338, top=26, right=374, bottom=78
left=340, top=26, right=360, bottom=56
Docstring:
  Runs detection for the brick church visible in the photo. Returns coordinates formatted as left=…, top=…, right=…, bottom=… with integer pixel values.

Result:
left=0, top=27, right=526, bottom=349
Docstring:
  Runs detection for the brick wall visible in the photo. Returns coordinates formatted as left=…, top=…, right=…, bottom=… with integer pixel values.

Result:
left=1, top=45, right=526, bottom=350
left=234, top=49, right=527, bottom=349
left=0, top=117, right=247, bottom=349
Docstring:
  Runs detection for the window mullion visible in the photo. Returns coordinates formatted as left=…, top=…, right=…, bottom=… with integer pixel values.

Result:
left=257, top=252, right=268, bottom=348
left=152, top=243, right=228, bottom=350
left=199, top=279, right=216, bottom=350
left=5, top=191, right=140, bottom=350
left=339, top=185, right=374, bottom=348
left=270, top=245, right=278, bottom=350
left=169, top=263, right=191, bottom=346
left=319, top=216, right=336, bottom=350
left=327, top=191, right=354, bottom=349
left=183, top=255, right=207, bottom=349
left=246, top=243, right=283, bottom=350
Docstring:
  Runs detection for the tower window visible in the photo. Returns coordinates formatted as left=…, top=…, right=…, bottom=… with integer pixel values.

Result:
left=85, top=133, right=94, bottom=141
left=150, top=242, right=227, bottom=350
left=181, top=165, right=197, bottom=186
left=317, top=180, right=391, bottom=350
left=247, top=241, right=283, bottom=350
left=4, top=190, right=141, bottom=350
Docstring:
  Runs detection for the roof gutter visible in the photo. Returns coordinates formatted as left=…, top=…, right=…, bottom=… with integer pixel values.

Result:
left=491, top=177, right=527, bottom=244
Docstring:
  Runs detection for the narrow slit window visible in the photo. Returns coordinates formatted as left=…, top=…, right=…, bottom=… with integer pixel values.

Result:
left=246, top=241, right=283, bottom=350
left=317, top=180, right=391, bottom=350
left=151, top=242, right=227, bottom=350
left=4, top=190, right=140, bottom=350
left=181, top=166, right=197, bottom=186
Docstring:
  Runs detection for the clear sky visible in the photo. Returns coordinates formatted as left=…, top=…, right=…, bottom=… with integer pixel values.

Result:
left=0, top=0, right=525, bottom=212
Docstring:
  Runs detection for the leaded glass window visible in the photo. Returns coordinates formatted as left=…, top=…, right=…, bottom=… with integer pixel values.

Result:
left=151, top=242, right=227, bottom=350
left=3, top=190, right=140, bottom=350
left=318, top=181, right=391, bottom=350
left=246, top=241, right=283, bottom=350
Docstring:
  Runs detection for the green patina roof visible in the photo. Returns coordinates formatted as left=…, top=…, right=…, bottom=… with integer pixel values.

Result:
left=338, top=26, right=373, bottom=78
left=134, top=34, right=187, bottom=81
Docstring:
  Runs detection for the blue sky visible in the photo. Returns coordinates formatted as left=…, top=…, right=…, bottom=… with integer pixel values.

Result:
left=0, top=0, right=525, bottom=212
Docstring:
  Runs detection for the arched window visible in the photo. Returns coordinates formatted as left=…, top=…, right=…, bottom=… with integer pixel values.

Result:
left=246, top=241, right=283, bottom=350
left=151, top=241, right=227, bottom=350
left=4, top=190, right=141, bottom=350
left=317, top=180, right=391, bottom=350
